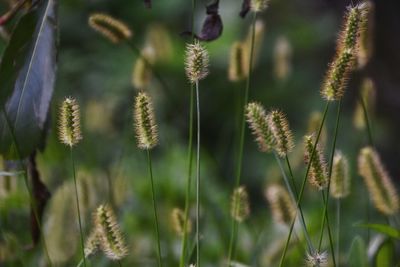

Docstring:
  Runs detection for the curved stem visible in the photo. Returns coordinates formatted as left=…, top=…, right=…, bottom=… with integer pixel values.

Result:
left=227, top=11, right=258, bottom=266
left=147, top=150, right=162, bottom=267
left=278, top=102, right=330, bottom=267
left=195, top=80, right=201, bottom=267
left=71, top=148, right=87, bottom=267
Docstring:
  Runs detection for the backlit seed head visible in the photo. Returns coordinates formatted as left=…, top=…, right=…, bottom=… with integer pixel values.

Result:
left=274, top=36, right=292, bottom=81
left=94, top=204, right=128, bottom=260
left=171, top=208, right=191, bottom=236
left=132, top=47, right=155, bottom=89
left=134, top=92, right=158, bottom=150
left=231, top=186, right=250, bottom=222
left=357, top=1, right=374, bottom=68
left=330, top=151, right=350, bottom=199
left=267, top=110, right=294, bottom=157
left=246, top=102, right=274, bottom=152
left=265, top=184, right=296, bottom=226
left=250, top=0, right=269, bottom=13
left=358, top=147, right=399, bottom=215
left=185, top=41, right=209, bottom=83
left=84, top=229, right=100, bottom=257
left=58, top=97, right=82, bottom=147
left=304, top=134, right=328, bottom=190
left=228, top=41, right=247, bottom=82
left=306, top=251, right=328, bottom=267
left=88, top=13, right=132, bottom=44
left=353, top=78, right=375, bottom=130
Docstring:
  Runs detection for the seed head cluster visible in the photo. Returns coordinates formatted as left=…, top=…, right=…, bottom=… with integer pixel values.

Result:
left=304, top=135, right=328, bottom=190
left=305, top=251, right=328, bottom=267
left=228, top=42, right=247, bottom=82
left=265, top=184, right=296, bottom=226
left=134, top=92, right=158, bottom=150
left=58, top=97, right=82, bottom=147
left=88, top=13, right=132, bottom=44
left=185, top=41, right=209, bottom=83
left=267, top=110, right=294, bottom=157
left=330, top=151, right=350, bottom=199
left=171, top=208, right=191, bottom=236
left=230, top=186, right=250, bottom=223
left=246, top=102, right=274, bottom=152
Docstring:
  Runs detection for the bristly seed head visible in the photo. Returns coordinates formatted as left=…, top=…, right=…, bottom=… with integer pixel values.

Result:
left=231, top=186, right=250, bottom=223
left=58, top=97, right=82, bottom=147
left=246, top=102, right=274, bottom=153
left=94, top=204, right=128, bottom=260
left=84, top=229, right=100, bottom=258
left=228, top=41, right=247, bottom=82
left=306, top=251, right=328, bottom=267
left=185, top=41, right=209, bottom=83
left=267, top=110, right=294, bottom=157
left=330, top=151, right=350, bottom=199
left=250, top=0, right=269, bottom=13
left=88, top=13, right=132, bottom=44
left=171, top=208, right=191, bottom=236
left=265, top=184, right=296, bottom=227
left=134, top=92, right=158, bottom=150
left=358, top=147, right=399, bottom=215
left=304, top=134, right=328, bottom=190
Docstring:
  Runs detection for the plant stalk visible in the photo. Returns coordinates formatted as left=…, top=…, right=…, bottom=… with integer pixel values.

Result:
left=195, top=80, right=201, bottom=267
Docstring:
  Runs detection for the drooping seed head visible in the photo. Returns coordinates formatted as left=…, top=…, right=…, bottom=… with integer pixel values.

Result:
left=230, top=186, right=250, bottom=222
left=353, top=78, right=375, bottom=130
left=246, top=102, right=274, bottom=152
left=94, top=204, right=128, bottom=260
left=88, top=13, right=132, bottom=44
left=185, top=41, right=209, bottom=83
left=267, top=110, right=294, bottom=157
left=58, top=97, right=82, bottom=147
left=171, top=208, right=191, bottom=236
left=250, top=0, right=269, bottom=13
left=358, top=147, right=399, bottom=215
left=228, top=41, right=247, bottom=82
left=304, top=134, right=328, bottom=190
left=84, top=229, right=100, bottom=258
left=330, top=151, right=350, bottom=199
left=265, top=184, right=296, bottom=226
left=134, top=92, right=158, bottom=150
left=305, top=251, right=328, bottom=267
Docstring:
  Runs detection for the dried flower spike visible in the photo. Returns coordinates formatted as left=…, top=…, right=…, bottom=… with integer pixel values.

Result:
left=171, top=208, right=191, bottom=236
left=267, top=110, right=294, bottom=157
left=330, top=151, right=350, bottom=199
left=88, top=13, right=132, bottom=44
left=58, top=97, right=82, bottom=147
left=358, top=147, right=399, bottom=215
left=304, top=135, right=328, bottom=190
left=250, top=0, right=269, bottom=13
left=228, top=41, right=247, bottom=82
left=306, top=251, right=328, bottom=267
left=94, top=204, right=128, bottom=260
left=265, top=184, right=296, bottom=226
left=231, top=186, right=250, bottom=222
left=246, top=102, right=274, bottom=152
left=134, top=92, right=158, bottom=150
left=185, top=41, right=209, bottom=83
left=84, top=229, right=100, bottom=257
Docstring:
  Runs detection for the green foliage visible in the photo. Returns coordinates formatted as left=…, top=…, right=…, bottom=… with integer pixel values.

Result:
left=348, top=236, right=370, bottom=267
left=356, top=223, right=400, bottom=240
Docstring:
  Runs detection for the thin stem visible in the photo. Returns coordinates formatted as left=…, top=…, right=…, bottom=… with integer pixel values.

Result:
left=227, top=11, right=258, bottom=266
left=336, top=199, right=341, bottom=265
left=318, top=191, right=336, bottom=267
left=71, top=148, right=87, bottom=267
left=359, top=95, right=374, bottom=147
left=147, top=150, right=162, bottom=267
left=0, top=108, right=53, bottom=267
left=278, top=102, right=330, bottom=267
left=76, top=258, right=84, bottom=267
left=195, top=80, right=201, bottom=267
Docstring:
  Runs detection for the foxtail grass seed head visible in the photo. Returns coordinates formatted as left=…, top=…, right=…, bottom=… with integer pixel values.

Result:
left=274, top=36, right=292, bottom=81
left=231, top=186, right=250, bottom=222
left=250, top=0, right=269, bottom=13
left=228, top=41, right=247, bottom=82
left=185, top=41, right=209, bottom=83
left=94, top=204, right=128, bottom=260
left=304, top=135, right=328, bottom=190
left=265, top=184, right=296, bottom=226
left=357, top=2, right=374, bottom=68
left=267, top=110, right=294, bottom=157
left=134, top=92, right=158, bottom=150
left=305, top=251, right=328, bottom=267
left=58, top=97, right=82, bottom=147
left=330, top=151, right=350, bottom=199
left=171, top=208, right=191, bottom=236
left=358, top=147, right=399, bottom=215
left=132, top=48, right=154, bottom=89
left=84, top=229, right=100, bottom=257
left=88, top=13, right=132, bottom=44
left=246, top=102, right=274, bottom=152
left=353, top=78, right=375, bottom=130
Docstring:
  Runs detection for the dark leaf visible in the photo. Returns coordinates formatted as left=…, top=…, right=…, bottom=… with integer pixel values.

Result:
left=144, top=0, right=151, bottom=8
left=239, top=0, right=251, bottom=18
left=355, top=223, right=400, bottom=239
left=0, top=0, right=58, bottom=159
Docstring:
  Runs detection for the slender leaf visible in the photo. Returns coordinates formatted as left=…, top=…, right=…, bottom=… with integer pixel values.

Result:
left=375, top=240, right=394, bottom=267
left=0, top=0, right=58, bottom=159
left=356, top=223, right=400, bottom=240
left=348, top=236, right=369, bottom=267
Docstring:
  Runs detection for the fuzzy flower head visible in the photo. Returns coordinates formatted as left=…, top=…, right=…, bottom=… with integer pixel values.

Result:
left=88, top=13, right=132, bottom=44
left=267, top=110, right=294, bottom=157
left=246, top=102, right=274, bottom=152
left=330, top=151, right=351, bottom=199
left=250, top=0, right=269, bottom=13
left=265, top=184, right=296, bottom=226
left=185, top=41, right=209, bottom=83
left=171, top=208, right=191, bottom=236
left=304, top=134, right=328, bottom=190
left=94, top=204, right=128, bottom=260
left=134, top=92, right=158, bottom=150
left=58, top=97, right=82, bottom=147
left=228, top=41, right=247, bottom=82
left=84, top=229, right=100, bottom=258
left=231, top=186, right=250, bottom=223
left=306, top=251, right=328, bottom=267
